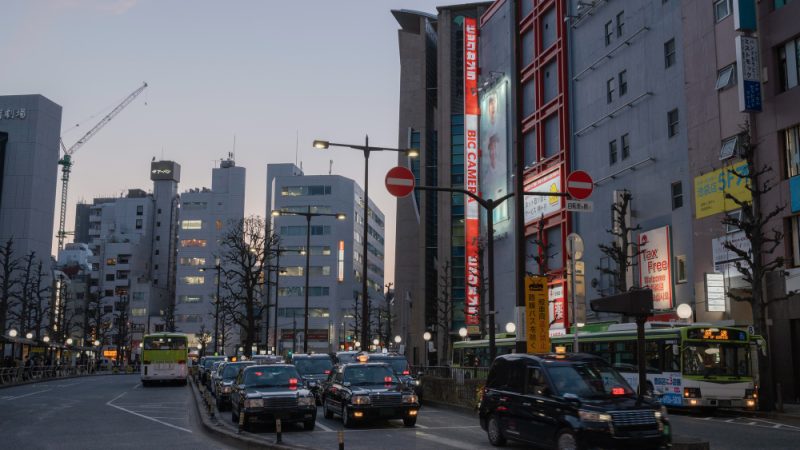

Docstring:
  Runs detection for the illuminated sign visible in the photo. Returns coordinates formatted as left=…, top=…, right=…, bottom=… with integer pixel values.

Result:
left=524, top=168, right=562, bottom=222
left=464, top=16, right=481, bottom=327
left=150, top=161, right=181, bottom=182
left=103, top=350, right=118, bottom=359
left=694, top=161, right=751, bottom=219
left=638, top=226, right=673, bottom=310
left=525, top=275, right=550, bottom=353
left=686, top=327, right=747, bottom=342
left=337, top=240, right=345, bottom=283
left=0, top=108, right=27, bottom=120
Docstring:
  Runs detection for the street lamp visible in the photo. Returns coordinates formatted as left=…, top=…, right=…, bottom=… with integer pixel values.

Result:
left=199, top=262, right=222, bottom=354
left=26, top=332, right=33, bottom=340
left=505, top=322, right=516, bottom=334
left=66, top=338, right=74, bottom=345
left=458, top=327, right=468, bottom=341
left=94, top=340, right=100, bottom=346
left=354, top=340, right=361, bottom=350
left=8, top=329, right=17, bottom=338
left=423, top=331, right=432, bottom=367
left=394, top=335, right=402, bottom=344
left=272, top=207, right=346, bottom=354
left=314, top=136, right=418, bottom=348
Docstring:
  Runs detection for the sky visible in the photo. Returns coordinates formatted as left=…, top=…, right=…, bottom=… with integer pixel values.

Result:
left=1, top=0, right=452, bottom=285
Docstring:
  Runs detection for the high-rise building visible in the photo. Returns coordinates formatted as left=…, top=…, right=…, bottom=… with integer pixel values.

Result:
left=174, top=158, right=245, bottom=354
left=267, top=164, right=385, bottom=355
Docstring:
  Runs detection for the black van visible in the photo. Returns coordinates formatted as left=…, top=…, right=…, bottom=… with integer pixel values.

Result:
left=478, top=353, right=670, bottom=449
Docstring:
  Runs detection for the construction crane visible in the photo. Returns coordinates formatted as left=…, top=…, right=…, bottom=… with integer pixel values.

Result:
left=56, top=82, right=148, bottom=251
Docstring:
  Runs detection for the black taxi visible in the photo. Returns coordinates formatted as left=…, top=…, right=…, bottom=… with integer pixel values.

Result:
left=479, top=353, right=670, bottom=449
left=321, top=361, right=420, bottom=428
left=359, top=352, right=422, bottom=398
left=230, top=364, right=317, bottom=431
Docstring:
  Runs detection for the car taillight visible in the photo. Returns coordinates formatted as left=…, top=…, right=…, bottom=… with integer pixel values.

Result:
left=611, top=387, right=625, bottom=396
left=289, top=378, right=298, bottom=385
left=384, top=376, right=393, bottom=383
left=402, top=370, right=410, bottom=375
left=324, top=370, right=331, bottom=374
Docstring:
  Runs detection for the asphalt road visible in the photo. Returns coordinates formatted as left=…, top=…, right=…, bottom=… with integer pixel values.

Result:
left=3, top=375, right=800, bottom=449
left=0, top=374, right=234, bottom=450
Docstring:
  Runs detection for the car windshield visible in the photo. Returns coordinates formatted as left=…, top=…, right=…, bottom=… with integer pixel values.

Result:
left=144, top=336, right=187, bottom=350
left=244, top=367, right=302, bottom=387
left=683, top=343, right=750, bottom=377
left=223, top=363, right=252, bottom=379
left=294, top=358, right=333, bottom=375
left=548, top=362, right=635, bottom=399
left=343, top=365, right=398, bottom=385
left=367, top=357, right=409, bottom=374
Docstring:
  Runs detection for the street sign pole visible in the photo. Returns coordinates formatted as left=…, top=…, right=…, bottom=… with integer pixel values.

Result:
left=566, top=233, right=584, bottom=352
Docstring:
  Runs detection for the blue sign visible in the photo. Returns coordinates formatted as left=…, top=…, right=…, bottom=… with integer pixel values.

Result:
left=743, top=80, right=762, bottom=112
left=791, top=176, right=800, bottom=213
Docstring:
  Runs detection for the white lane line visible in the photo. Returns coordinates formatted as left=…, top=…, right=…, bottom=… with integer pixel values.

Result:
left=106, top=392, right=192, bottom=433
left=1, top=389, right=52, bottom=401
left=335, top=425, right=481, bottom=433
left=415, top=430, right=476, bottom=449
left=416, top=424, right=429, bottom=429
left=56, top=381, right=83, bottom=387
left=133, top=383, right=141, bottom=389
left=315, top=421, right=334, bottom=432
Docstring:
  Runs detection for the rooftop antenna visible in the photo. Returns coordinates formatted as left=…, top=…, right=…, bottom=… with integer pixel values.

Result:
left=161, top=147, right=165, bottom=160
left=329, top=159, right=333, bottom=175
left=232, top=135, right=236, bottom=161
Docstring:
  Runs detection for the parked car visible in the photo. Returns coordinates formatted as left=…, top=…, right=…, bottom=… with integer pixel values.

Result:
left=208, top=360, right=225, bottom=390
left=252, top=355, right=284, bottom=365
left=230, top=364, right=317, bottom=431
left=359, top=352, right=421, bottom=398
left=334, top=351, right=359, bottom=365
left=291, top=353, right=333, bottom=404
left=199, top=356, right=226, bottom=385
left=215, top=361, right=255, bottom=410
left=478, top=353, right=671, bottom=449
left=321, top=361, right=420, bottom=428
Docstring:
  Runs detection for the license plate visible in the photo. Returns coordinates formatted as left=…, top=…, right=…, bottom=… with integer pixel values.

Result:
left=379, top=409, right=396, bottom=417
left=718, top=400, right=731, bottom=407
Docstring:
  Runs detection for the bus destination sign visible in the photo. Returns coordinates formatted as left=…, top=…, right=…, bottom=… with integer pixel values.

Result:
left=687, top=327, right=746, bottom=342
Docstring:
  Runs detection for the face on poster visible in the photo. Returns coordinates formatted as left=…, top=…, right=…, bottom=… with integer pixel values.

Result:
left=480, top=82, right=508, bottom=202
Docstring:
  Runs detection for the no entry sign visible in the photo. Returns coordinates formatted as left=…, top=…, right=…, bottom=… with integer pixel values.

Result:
left=566, top=170, right=594, bottom=200
left=385, top=166, right=415, bottom=197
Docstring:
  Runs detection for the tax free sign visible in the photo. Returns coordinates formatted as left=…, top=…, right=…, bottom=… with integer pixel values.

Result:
left=638, top=226, right=673, bottom=310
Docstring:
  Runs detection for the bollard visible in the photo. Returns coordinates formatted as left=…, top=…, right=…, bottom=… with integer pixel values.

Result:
left=238, top=410, right=245, bottom=432
left=276, top=418, right=282, bottom=443
left=338, top=430, right=345, bottom=450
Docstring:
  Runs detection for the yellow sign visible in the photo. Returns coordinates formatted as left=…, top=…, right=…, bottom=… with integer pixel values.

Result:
left=525, top=275, right=550, bottom=353
left=694, top=161, right=751, bottom=218
left=103, top=350, right=118, bottom=359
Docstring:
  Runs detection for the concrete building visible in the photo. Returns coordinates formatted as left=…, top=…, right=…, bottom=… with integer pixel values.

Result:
left=683, top=0, right=800, bottom=401
left=570, top=0, right=694, bottom=324
left=174, top=158, right=245, bottom=354
left=393, top=3, right=491, bottom=365
left=0, top=95, right=61, bottom=269
left=267, top=163, right=385, bottom=355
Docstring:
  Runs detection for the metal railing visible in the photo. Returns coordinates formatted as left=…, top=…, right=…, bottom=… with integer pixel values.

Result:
left=412, top=366, right=490, bottom=410
left=414, top=365, right=490, bottom=381
left=0, top=365, right=94, bottom=386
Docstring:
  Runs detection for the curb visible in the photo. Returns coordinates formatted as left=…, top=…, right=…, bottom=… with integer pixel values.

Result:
left=0, top=371, right=117, bottom=390
left=189, top=377, right=312, bottom=450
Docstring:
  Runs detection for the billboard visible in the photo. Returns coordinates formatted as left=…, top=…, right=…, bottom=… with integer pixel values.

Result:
left=525, top=275, right=550, bottom=353
left=150, top=160, right=181, bottom=182
left=480, top=81, right=509, bottom=218
left=638, top=226, right=673, bottom=310
left=693, top=161, right=750, bottom=218
left=464, top=17, right=481, bottom=328
left=524, top=168, right=562, bottom=223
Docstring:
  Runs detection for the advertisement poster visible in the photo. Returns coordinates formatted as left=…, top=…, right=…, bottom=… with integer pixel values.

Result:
left=524, top=168, right=562, bottom=223
left=694, top=161, right=750, bottom=219
left=548, top=282, right=566, bottom=330
left=525, top=275, right=550, bottom=353
left=638, top=226, right=673, bottom=310
left=480, top=81, right=508, bottom=219
left=464, top=17, right=481, bottom=328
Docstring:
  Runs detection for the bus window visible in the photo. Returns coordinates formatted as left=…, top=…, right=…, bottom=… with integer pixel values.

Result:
left=613, top=341, right=636, bottom=369
left=645, top=341, right=661, bottom=372
left=664, top=341, right=680, bottom=372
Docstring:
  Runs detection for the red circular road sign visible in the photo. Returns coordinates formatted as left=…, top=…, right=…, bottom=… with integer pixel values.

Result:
left=566, top=170, right=594, bottom=200
left=385, top=166, right=415, bottom=198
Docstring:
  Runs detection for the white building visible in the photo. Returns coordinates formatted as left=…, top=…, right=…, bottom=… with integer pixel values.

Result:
left=174, top=158, right=245, bottom=355
left=267, top=164, right=385, bottom=355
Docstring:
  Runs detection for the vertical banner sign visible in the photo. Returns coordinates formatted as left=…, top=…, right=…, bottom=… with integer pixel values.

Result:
left=735, top=35, right=762, bottom=112
left=464, top=17, right=481, bottom=328
left=525, top=275, right=550, bottom=353
left=638, top=226, right=673, bottom=310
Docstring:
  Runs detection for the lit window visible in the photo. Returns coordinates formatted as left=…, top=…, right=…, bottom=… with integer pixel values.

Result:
left=715, top=64, right=736, bottom=90
left=181, top=220, right=202, bottom=230
left=182, top=276, right=205, bottom=285
left=131, top=308, right=147, bottom=317
left=180, top=239, right=207, bottom=248
left=216, top=219, right=223, bottom=231
left=179, top=295, right=202, bottom=303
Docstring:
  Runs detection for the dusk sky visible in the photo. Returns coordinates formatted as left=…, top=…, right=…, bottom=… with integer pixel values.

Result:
left=1, top=0, right=456, bottom=284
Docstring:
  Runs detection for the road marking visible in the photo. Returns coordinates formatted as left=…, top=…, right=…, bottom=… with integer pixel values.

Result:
left=315, top=421, right=334, bottom=432
left=56, top=381, right=82, bottom=387
left=415, top=430, right=476, bottom=449
left=416, top=424, right=429, bottom=429
left=332, top=425, right=481, bottom=433
left=106, top=392, right=192, bottom=433
left=1, top=389, right=52, bottom=400
left=133, top=382, right=141, bottom=389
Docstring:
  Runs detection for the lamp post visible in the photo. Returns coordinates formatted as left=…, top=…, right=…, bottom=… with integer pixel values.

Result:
left=199, top=263, right=222, bottom=354
left=313, top=137, right=418, bottom=348
left=423, top=331, right=431, bottom=367
left=271, top=247, right=303, bottom=356
left=272, top=207, right=346, bottom=354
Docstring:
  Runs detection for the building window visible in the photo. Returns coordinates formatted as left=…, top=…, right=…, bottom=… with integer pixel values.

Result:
left=726, top=210, right=742, bottom=233
left=616, top=11, right=625, bottom=37
left=786, top=124, right=800, bottom=177
left=667, top=109, right=679, bottom=137
left=216, top=219, right=223, bottom=231
left=521, top=29, right=534, bottom=67
left=720, top=135, right=739, bottom=160
left=675, top=255, right=687, bottom=284
left=279, top=225, right=331, bottom=236
left=131, top=308, right=147, bottom=317
left=132, top=292, right=145, bottom=301
left=778, top=38, right=800, bottom=92
left=135, top=219, right=143, bottom=230
left=604, top=21, right=613, bottom=46
left=664, top=38, right=676, bottom=68
left=621, top=133, right=630, bottom=160
left=182, top=276, right=205, bottom=285
left=281, top=185, right=332, bottom=196
left=609, top=140, right=618, bottom=165
left=544, top=114, right=560, bottom=159
left=179, top=295, right=202, bottom=303
left=715, top=64, right=737, bottom=90
left=179, top=257, right=206, bottom=266
left=541, top=7, right=557, bottom=50
left=522, top=80, right=535, bottom=117
left=714, top=0, right=731, bottom=22
left=671, top=181, right=683, bottom=209
left=181, top=220, right=202, bottom=230
left=180, top=239, right=207, bottom=247
left=136, top=205, right=143, bottom=216
left=618, top=70, right=628, bottom=96
left=606, top=78, right=615, bottom=103
left=105, top=274, right=115, bottom=281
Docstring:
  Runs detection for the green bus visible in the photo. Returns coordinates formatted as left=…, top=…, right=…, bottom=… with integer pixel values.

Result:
left=141, top=333, right=189, bottom=386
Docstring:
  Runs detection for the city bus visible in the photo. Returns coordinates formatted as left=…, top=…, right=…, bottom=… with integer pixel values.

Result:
left=552, top=323, right=760, bottom=410
left=141, top=332, right=189, bottom=386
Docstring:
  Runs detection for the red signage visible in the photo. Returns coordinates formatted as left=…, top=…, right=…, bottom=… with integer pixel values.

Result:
left=385, top=166, right=415, bottom=198
left=566, top=170, right=594, bottom=200
left=464, top=16, right=480, bottom=327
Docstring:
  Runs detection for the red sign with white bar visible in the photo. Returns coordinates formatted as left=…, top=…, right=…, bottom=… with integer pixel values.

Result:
left=566, top=170, right=594, bottom=200
left=464, top=16, right=480, bottom=327
left=385, top=166, right=415, bottom=198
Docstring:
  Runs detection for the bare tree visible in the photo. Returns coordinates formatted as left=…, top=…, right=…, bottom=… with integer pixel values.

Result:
left=435, top=260, right=453, bottom=366
left=219, top=216, right=274, bottom=357
left=0, top=238, right=21, bottom=338
left=349, top=294, right=361, bottom=345
left=597, top=190, right=643, bottom=295
left=721, top=124, right=788, bottom=411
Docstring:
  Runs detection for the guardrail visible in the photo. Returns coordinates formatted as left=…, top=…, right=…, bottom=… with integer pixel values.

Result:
left=0, top=365, right=94, bottom=386
left=412, top=366, right=490, bottom=410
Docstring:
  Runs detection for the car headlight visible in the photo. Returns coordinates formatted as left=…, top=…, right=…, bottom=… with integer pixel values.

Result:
left=298, top=396, right=315, bottom=406
left=351, top=395, right=371, bottom=405
left=578, top=410, right=612, bottom=423
left=655, top=405, right=668, bottom=420
left=244, top=398, right=263, bottom=408
left=402, top=394, right=419, bottom=404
